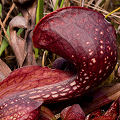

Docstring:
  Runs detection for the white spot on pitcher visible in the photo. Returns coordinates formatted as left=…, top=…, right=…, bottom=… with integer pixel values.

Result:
left=83, top=80, right=86, bottom=84
left=91, top=58, right=96, bottom=63
left=72, top=55, right=74, bottom=58
left=70, top=81, right=76, bottom=86
left=111, top=52, right=113, bottom=55
left=60, top=93, right=66, bottom=96
left=94, top=78, right=97, bottom=81
left=99, top=69, right=102, bottom=74
left=37, top=90, right=42, bottom=93
left=100, top=40, right=103, bottom=43
left=106, top=66, right=109, bottom=70
left=89, top=62, right=93, bottom=66
left=52, top=94, right=58, bottom=98
left=43, top=94, right=50, bottom=98
left=85, top=86, right=90, bottom=90
left=29, top=91, right=37, bottom=94
left=29, top=95, right=41, bottom=99
left=89, top=51, right=93, bottom=56
left=80, top=78, right=82, bottom=81
left=73, top=86, right=77, bottom=90
left=59, top=88, right=64, bottom=91
left=100, top=45, right=103, bottom=49
left=69, top=91, right=72, bottom=93
left=19, top=94, right=27, bottom=97
left=56, top=86, right=61, bottom=88
left=94, top=37, right=97, bottom=40
left=100, top=51, right=104, bottom=54
left=84, top=73, right=87, bottom=76
left=63, top=88, right=70, bottom=92
left=100, top=31, right=103, bottom=35
left=51, top=91, right=57, bottom=94
left=86, top=42, right=90, bottom=45
left=85, top=77, right=89, bottom=79
left=95, top=28, right=98, bottom=31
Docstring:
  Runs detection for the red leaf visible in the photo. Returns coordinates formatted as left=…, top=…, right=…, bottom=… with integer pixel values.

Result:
left=86, top=99, right=119, bottom=120
left=92, top=116, right=115, bottom=120
left=85, top=109, right=102, bottom=120
left=104, top=100, right=118, bottom=120
left=61, top=104, right=85, bottom=120
left=117, top=97, right=120, bottom=115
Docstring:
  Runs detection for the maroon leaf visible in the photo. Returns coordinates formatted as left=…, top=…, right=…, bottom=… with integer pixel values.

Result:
left=33, top=6, right=117, bottom=100
left=0, top=66, right=72, bottom=99
left=61, top=104, right=85, bottom=120
left=117, top=102, right=120, bottom=120
left=0, top=6, right=118, bottom=120
left=0, top=95, right=43, bottom=119
left=0, top=65, right=72, bottom=118
left=86, top=98, right=119, bottom=120
left=83, top=83, right=120, bottom=114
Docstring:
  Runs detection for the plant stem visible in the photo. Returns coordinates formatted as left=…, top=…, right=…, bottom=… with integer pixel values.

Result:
left=105, top=7, right=120, bottom=18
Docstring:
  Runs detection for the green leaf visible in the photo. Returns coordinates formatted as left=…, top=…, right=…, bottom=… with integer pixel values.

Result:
left=0, top=26, right=24, bottom=56
left=17, top=28, right=24, bottom=36
left=0, top=3, right=2, bottom=17
left=0, top=39, right=8, bottom=56
left=34, top=47, right=39, bottom=58
left=0, top=26, right=10, bottom=56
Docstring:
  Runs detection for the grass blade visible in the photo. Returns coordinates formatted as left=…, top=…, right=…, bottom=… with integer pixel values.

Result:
left=35, top=0, right=44, bottom=58
left=36, top=0, right=44, bottom=24
left=54, top=0, right=59, bottom=11
left=60, top=0, right=65, bottom=8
